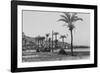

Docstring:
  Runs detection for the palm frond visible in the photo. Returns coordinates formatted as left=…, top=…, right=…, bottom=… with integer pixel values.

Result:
left=58, top=12, right=83, bottom=31
left=63, top=12, right=71, bottom=21
left=71, top=13, right=83, bottom=22
left=72, top=13, right=77, bottom=17
left=72, top=18, right=83, bottom=22
left=58, top=19, right=68, bottom=23
left=71, top=16, right=78, bottom=22
left=60, top=15, right=69, bottom=22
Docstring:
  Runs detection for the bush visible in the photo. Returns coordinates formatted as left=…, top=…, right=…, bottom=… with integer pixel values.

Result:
left=36, top=49, right=40, bottom=52
left=58, top=49, right=67, bottom=55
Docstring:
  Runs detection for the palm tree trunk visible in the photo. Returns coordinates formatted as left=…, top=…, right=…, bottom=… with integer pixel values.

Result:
left=70, top=30, right=73, bottom=56
left=36, top=40, right=39, bottom=52
left=51, top=31, right=53, bottom=52
left=62, top=38, right=64, bottom=49
left=55, top=35, right=58, bottom=48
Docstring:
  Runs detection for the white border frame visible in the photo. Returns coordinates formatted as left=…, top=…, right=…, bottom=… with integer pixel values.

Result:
left=17, top=5, right=94, bottom=68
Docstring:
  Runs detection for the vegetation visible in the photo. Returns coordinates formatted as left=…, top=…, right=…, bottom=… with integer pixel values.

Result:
left=58, top=12, right=83, bottom=56
left=58, top=35, right=67, bottom=55
left=22, top=32, right=69, bottom=53
left=53, top=32, right=59, bottom=48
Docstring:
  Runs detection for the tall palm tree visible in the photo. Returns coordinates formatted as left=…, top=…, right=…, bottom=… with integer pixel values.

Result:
left=53, top=32, right=59, bottom=48
left=58, top=12, right=83, bottom=56
left=60, top=35, right=66, bottom=48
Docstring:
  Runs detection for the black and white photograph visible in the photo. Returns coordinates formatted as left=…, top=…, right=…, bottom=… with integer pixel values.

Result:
left=11, top=1, right=97, bottom=72
left=22, top=10, right=90, bottom=62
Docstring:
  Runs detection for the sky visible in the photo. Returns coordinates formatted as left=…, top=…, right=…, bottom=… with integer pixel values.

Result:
left=22, top=10, right=90, bottom=46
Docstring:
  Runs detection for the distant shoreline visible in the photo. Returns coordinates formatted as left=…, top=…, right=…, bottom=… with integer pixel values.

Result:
left=68, top=46, right=90, bottom=49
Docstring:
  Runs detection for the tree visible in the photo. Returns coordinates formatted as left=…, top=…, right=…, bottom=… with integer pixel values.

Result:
left=29, top=41, right=33, bottom=49
left=53, top=32, right=59, bottom=48
left=48, top=38, right=51, bottom=48
left=58, top=12, right=83, bottom=56
left=35, top=36, right=41, bottom=52
left=40, top=37, right=45, bottom=48
left=22, top=32, right=27, bottom=51
left=51, top=30, right=54, bottom=52
left=60, top=35, right=66, bottom=48
left=45, top=33, right=50, bottom=48
left=58, top=35, right=67, bottom=55
left=46, top=33, right=49, bottom=40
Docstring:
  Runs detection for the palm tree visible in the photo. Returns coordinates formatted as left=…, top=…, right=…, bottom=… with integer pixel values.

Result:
left=22, top=32, right=27, bottom=51
left=29, top=41, right=33, bottom=49
left=51, top=30, right=54, bottom=52
left=60, top=35, right=66, bottom=48
left=46, top=33, right=49, bottom=40
left=45, top=33, right=49, bottom=48
left=35, top=36, right=41, bottom=52
left=58, top=12, right=83, bottom=56
left=53, top=32, right=59, bottom=48
left=48, top=38, right=51, bottom=49
left=59, top=35, right=67, bottom=55
left=40, top=37, right=45, bottom=47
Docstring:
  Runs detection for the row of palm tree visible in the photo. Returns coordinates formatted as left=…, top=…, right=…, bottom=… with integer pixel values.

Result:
left=46, top=32, right=67, bottom=48
left=29, top=31, right=68, bottom=53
